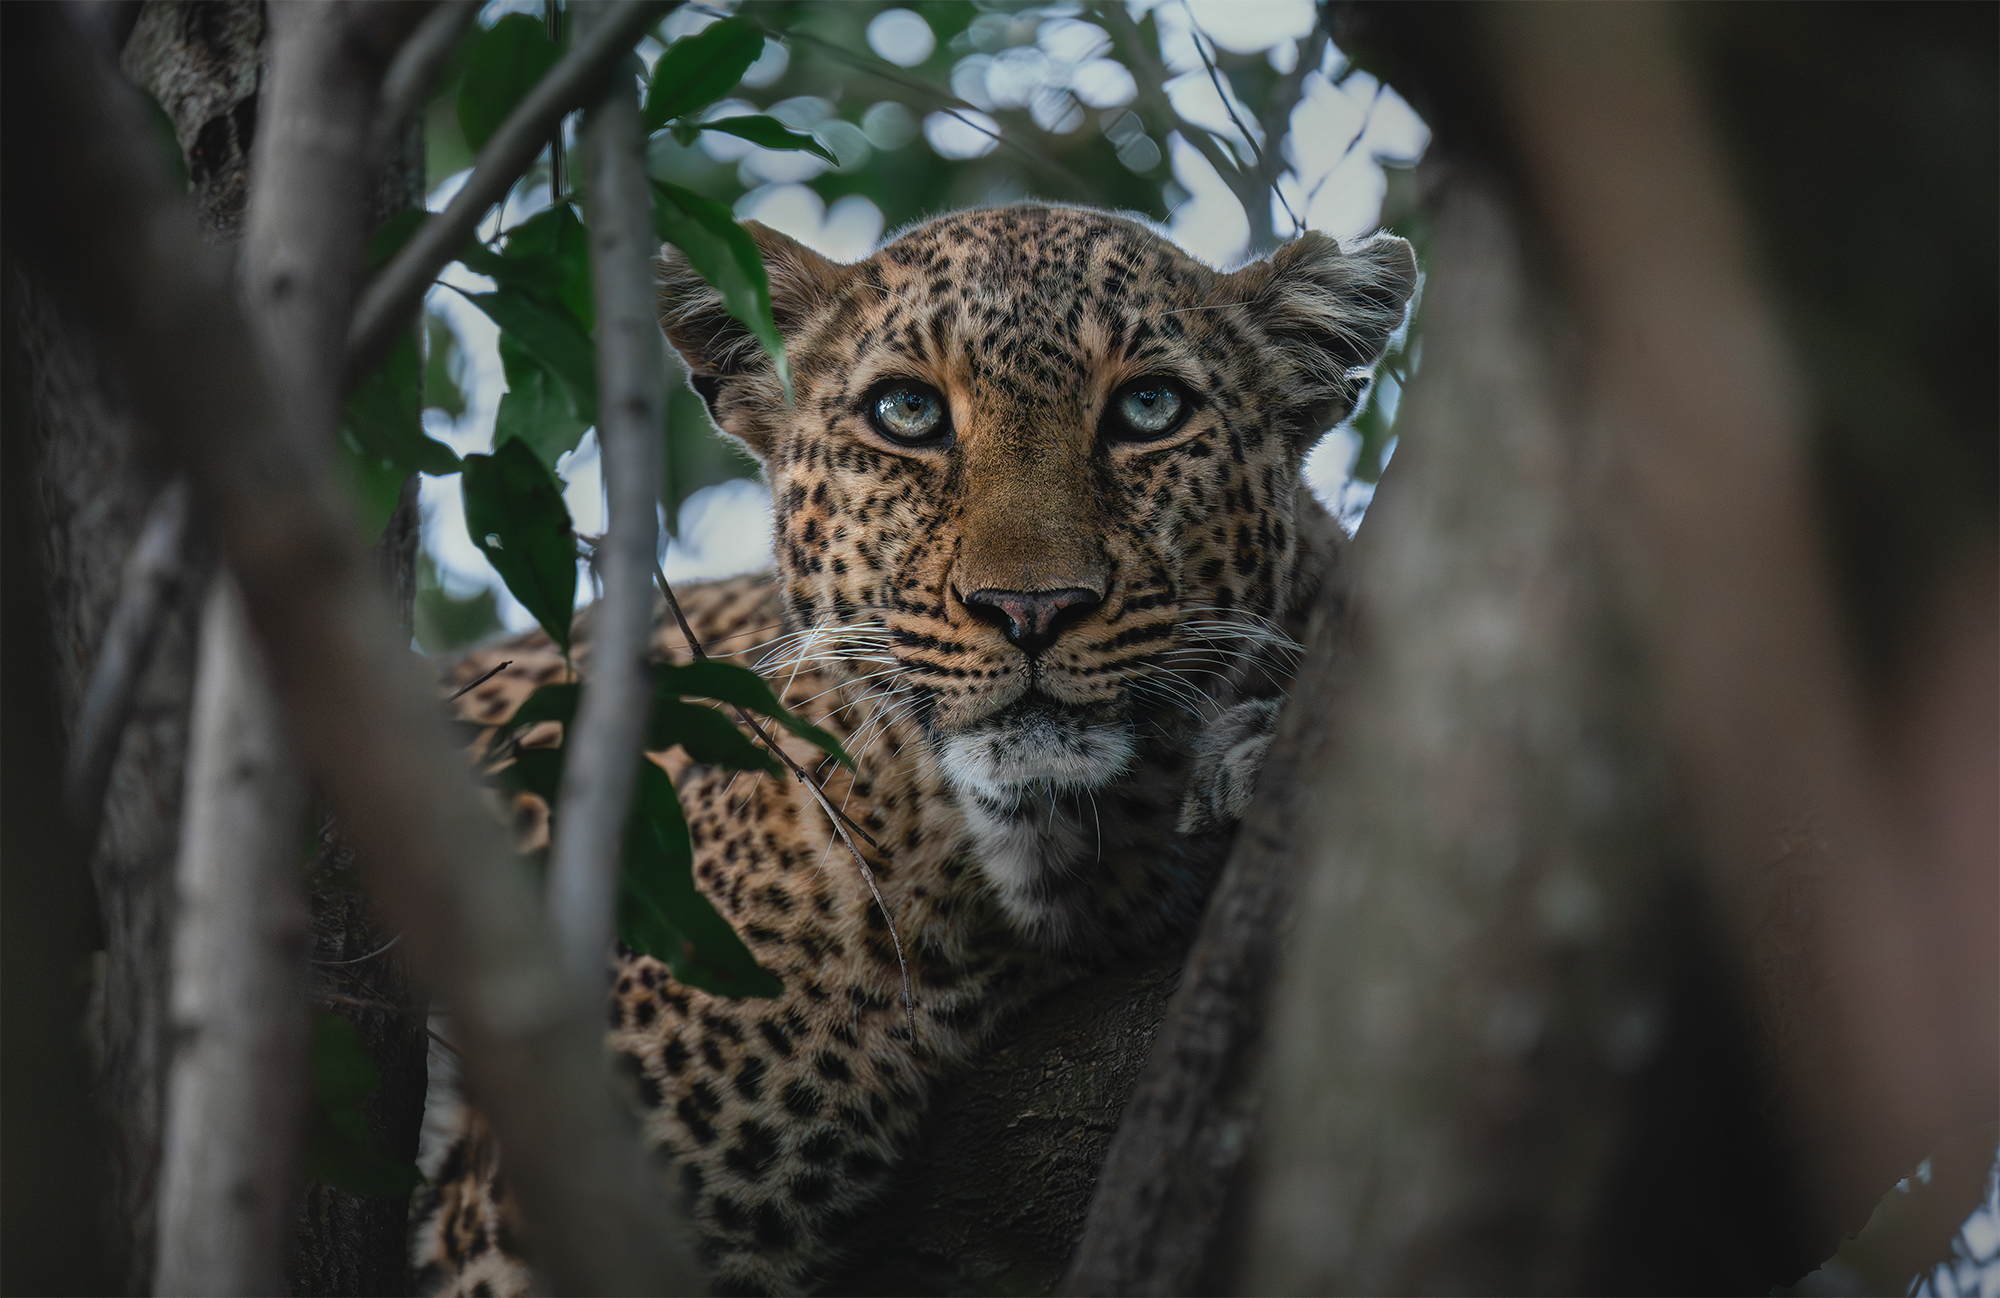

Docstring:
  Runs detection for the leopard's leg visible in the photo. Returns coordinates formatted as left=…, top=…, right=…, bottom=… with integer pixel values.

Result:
left=411, top=1037, right=533, bottom=1297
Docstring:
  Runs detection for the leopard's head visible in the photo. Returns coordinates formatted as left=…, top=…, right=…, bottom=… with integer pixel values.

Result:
left=659, top=204, right=1413, bottom=808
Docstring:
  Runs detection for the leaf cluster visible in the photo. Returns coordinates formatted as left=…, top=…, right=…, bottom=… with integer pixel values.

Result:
left=487, top=660, right=848, bottom=999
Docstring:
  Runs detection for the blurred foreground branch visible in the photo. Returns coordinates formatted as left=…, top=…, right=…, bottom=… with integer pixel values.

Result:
left=2, top=9, right=698, bottom=1291
left=154, top=577, right=310, bottom=1295
left=1490, top=3, right=1997, bottom=1241
left=547, top=0, right=666, bottom=985
left=348, top=0, right=673, bottom=379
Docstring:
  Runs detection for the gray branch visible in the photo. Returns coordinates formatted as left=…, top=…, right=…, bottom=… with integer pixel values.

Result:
left=156, top=8, right=417, bottom=1289
left=154, top=577, right=311, bottom=1296
left=347, top=0, right=673, bottom=381
left=9, top=12, right=697, bottom=1291
left=61, top=476, right=189, bottom=868
left=547, top=0, right=665, bottom=985
left=370, top=0, right=484, bottom=171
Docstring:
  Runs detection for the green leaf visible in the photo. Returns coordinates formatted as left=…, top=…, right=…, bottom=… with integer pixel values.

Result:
left=136, top=87, right=190, bottom=193
left=458, top=13, right=559, bottom=152
left=365, top=208, right=428, bottom=270
left=462, top=204, right=595, bottom=331
left=333, top=428, right=409, bottom=540
left=654, top=660, right=852, bottom=768
left=304, top=1014, right=424, bottom=1198
left=310, top=1012, right=380, bottom=1105
left=641, top=18, right=766, bottom=133
left=692, top=114, right=837, bottom=165
left=343, top=330, right=463, bottom=477
left=619, top=760, right=782, bottom=997
left=499, top=681, right=579, bottom=733
left=461, top=288, right=599, bottom=426
left=494, top=336, right=590, bottom=471
left=650, top=179, right=790, bottom=398
left=461, top=438, right=578, bottom=653
left=650, top=699, right=783, bottom=777
left=490, top=744, right=564, bottom=803
left=423, top=314, right=467, bottom=418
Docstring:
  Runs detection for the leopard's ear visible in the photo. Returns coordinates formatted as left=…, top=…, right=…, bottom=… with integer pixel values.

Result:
left=1229, top=230, right=1418, bottom=434
left=656, top=222, right=849, bottom=459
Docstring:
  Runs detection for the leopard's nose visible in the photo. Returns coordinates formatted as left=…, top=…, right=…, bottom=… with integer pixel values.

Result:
left=958, top=587, right=1103, bottom=655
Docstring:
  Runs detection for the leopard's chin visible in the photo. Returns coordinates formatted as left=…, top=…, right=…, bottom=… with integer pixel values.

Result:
left=934, top=697, right=1134, bottom=802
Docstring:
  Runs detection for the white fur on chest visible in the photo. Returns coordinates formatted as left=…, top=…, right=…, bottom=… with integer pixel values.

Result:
left=933, top=707, right=1135, bottom=948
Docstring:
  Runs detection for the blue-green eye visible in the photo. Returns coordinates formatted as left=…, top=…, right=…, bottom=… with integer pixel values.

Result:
left=867, top=381, right=949, bottom=444
left=1107, top=378, right=1190, bottom=441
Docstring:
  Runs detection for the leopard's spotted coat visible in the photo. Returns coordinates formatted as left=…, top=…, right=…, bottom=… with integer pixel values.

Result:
left=414, top=204, right=1416, bottom=1295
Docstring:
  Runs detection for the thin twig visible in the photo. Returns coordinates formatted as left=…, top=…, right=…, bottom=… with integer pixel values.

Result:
left=546, top=0, right=566, bottom=198
left=1182, top=5, right=1267, bottom=170
left=653, top=564, right=878, bottom=851
left=63, top=476, right=190, bottom=861
left=547, top=0, right=664, bottom=987
left=1098, top=5, right=1261, bottom=216
left=370, top=0, right=482, bottom=170
left=768, top=22, right=1090, bottom=195
left=316, top=991, right=415, bottom=1017
left=651, top=565, right=914, bottom=1036
left=447, top=659, right=513, bottom=702
left=348, top=0, right=675, bottom=381
left=310, top=933, right=403, bottom=966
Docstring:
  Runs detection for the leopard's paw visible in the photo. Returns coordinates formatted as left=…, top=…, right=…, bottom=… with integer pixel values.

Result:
left=1177, top=697, right=1283, bottom=834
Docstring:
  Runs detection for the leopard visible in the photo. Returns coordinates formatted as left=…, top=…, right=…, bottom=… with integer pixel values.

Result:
left=413, top=202, right=1416, bottom=1296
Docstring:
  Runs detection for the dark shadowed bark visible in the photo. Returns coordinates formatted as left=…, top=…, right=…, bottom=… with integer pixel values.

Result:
left=826, top=962, right=1179, bottom=1296
left=4, top=8, right=701, bottom=1287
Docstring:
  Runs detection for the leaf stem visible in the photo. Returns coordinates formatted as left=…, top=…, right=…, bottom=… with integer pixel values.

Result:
left=652, top=563, right=915, bottom=1038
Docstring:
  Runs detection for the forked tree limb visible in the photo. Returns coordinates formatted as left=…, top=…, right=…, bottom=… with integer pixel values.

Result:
left=547, top=0, right=664, bottom=986
left=347, top=0, right=674, bottom=381
left=3, top=11, right=698, bottom=1291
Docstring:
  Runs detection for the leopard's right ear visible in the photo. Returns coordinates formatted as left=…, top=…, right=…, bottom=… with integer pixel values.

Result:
left=655, top=222, right=848, bottom=459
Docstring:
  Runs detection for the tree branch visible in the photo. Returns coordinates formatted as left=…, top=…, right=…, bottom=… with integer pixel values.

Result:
left=155, top=576, right=310, bottom=1296
left=3, top=11, right=698, bottom=1291
left=1493, top=2, right=1986, bottom=1238
left=61, top=475, right=189, bottom=870
left=547, top=0, right=664, bottom=985
left=1097, top=3, right=1271, bottom=255
left=1060, top=535, right=1357, bottom=1297
left=370, top=0, right=484, bottom=172
left=347, top=0, right=673, bottom=381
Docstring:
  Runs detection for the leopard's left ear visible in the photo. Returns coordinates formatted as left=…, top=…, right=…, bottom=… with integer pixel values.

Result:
left=656, top=222, right=852, bottom=459
left=1230, top=230, right=1418, bottom=431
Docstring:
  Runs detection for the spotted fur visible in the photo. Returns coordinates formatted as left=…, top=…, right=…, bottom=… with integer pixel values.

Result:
left=414, top=204, right=1415, bottom=1295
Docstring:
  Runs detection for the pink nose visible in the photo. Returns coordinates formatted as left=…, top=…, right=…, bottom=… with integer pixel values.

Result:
left=957, top=587, right=1103, bottom=655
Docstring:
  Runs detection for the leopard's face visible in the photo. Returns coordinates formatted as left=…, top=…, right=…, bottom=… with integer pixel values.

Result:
left=661, top=205, right=1414, bottom=807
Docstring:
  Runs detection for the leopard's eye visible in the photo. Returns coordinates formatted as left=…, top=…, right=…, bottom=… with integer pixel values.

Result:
left=1106, top=378, right=1191, bottom=442
left=867, top=381, right=950, bottom=445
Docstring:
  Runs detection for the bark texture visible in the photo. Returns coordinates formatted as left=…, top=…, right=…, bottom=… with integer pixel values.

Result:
left=826, top=961, right=1179, bottom=1296
left=155, top=577, right=311, bottom=1297
left=1232, top=175, right=1685, bottom=1295
left=1061, top=524, right=1356, bottom=1297
left=5, top=11, right=701, bottom=1288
